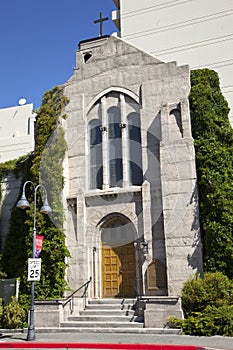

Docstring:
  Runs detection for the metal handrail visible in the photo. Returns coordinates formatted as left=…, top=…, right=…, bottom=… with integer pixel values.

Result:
left=63, top=277, right=92, bottom=313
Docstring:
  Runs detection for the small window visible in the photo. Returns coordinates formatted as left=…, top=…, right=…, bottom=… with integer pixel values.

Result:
left=84, top=52, right=92, bottom=63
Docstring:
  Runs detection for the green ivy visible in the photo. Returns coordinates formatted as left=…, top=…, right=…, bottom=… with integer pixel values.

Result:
left=0, top=155, right=32, bottom=261
left=1, top=86, right=70, bottom=302
left=189, top=69, right=233, bottom=278
left=0, top=155, right=30, bottom=202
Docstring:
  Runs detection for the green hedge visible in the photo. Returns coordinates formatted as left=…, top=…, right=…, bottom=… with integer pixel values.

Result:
left=168, top=272, right=233, bottom=336
left=182, top=305, right=233, bottom=336
left=189, top=68, right=233, bottom=278
left=182, top=272, right=233, bottom=317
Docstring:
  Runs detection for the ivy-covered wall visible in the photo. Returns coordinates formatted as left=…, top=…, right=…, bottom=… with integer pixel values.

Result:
left=0, top=86, right=70, bottom=301
left=189, top=69, right=233, bottom=279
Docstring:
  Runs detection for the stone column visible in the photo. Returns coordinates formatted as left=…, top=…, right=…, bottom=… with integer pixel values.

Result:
left=160, top=104, right=169, bottom=141
left=181, top=98, right=192, bottom=138
left=101, top=96, right=109, bottom=189
left=141, top=180, right=153, bottom=295
left=120, top=94, right=130, bottom=187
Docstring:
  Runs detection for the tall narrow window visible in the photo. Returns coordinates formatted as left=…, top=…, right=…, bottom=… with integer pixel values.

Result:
left=128, top=112, right=143, bottom=185
left=108, top=106, right=123, bottom=187
left=89, top=119, right=103, bottom=189
left=88, top=91, right=142, bottom=190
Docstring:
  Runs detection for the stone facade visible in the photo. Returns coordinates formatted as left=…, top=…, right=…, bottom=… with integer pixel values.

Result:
left=62, top=35, right=203, bottom=300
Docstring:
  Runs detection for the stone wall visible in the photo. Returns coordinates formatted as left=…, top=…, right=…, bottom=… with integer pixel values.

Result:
left=62, top=35, right=203, bottom=298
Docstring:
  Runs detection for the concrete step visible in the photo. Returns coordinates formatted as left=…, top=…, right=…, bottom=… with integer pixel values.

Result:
left=89, top=298, right=136, bottom=305
left=60, top=321, right=143, bottom=328
left=60, top=298, right=140, bottom=329
left=35, top=327, right=181, bottom=334
left=79, top=310, right=135, bottom=316
left=68, top=315, right=134, bottom=322
left=85, top=304, right=131, bottom=310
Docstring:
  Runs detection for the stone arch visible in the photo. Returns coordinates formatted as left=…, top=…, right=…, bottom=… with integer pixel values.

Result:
left=86, top=86, right=140, bottom=115
left=98, top=212, right=137, bottom=247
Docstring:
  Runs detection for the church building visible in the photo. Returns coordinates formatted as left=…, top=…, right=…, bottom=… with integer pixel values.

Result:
left=62, top=34, right=203, bottom=305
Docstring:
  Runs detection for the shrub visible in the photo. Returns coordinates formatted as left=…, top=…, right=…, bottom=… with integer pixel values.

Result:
left=167, top=272, right=233, bottom=336
left=182, top=272, right=233, bottom=317
left=1, top=297, right=26, bottom=329
left=182, top=305, right=233, bottom=336
left=166, top=315, right=183, bottom=329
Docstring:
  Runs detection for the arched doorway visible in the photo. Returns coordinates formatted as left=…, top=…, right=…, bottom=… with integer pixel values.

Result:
left=101, top=216, right=137, bottom=298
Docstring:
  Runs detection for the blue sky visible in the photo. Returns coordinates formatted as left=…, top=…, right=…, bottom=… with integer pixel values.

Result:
left=0, top=0, right=117, bottom=110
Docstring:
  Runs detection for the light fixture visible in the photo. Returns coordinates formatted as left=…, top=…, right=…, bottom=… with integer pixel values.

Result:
left=40, top=198, right=52, bottom=214
left=140, top=240, right=149, bottom=255
left=16, top=192, right=30, bottom=209
left=16, top=180, right=51, bottom=341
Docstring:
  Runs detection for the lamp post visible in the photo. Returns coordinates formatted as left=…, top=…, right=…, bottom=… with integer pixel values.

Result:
left=16, top=180, right=51, bottom=341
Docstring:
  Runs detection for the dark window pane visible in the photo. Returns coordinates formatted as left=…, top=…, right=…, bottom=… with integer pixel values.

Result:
left=89, top=120, right=103, bottom=189
left=108, top=106, right=123, bottom=187
left=109, top=158, right=123, bottom=187
left=128, top=113, right=142, bottom=185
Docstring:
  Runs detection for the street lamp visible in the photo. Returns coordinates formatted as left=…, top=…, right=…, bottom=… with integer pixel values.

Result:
left=16, top=180, right=51, bottom=341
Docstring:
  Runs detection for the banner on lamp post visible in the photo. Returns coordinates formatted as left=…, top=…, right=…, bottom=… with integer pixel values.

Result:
left=35, top=235, right=44, bottom=258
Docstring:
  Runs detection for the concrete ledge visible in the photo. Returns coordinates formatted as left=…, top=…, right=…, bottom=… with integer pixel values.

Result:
left=140, top=297, right=179, bottom=302
left=143, top=297, right=183, bottom=328
left=0, top=327, right=181, bottom=334
left=35, top=300, right=64, bottom=327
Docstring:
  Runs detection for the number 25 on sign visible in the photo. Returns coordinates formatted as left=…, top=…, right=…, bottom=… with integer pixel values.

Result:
left=28, top=258, right=42, bottom=281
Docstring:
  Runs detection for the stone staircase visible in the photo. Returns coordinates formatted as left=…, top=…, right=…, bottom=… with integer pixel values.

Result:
left=60, top=298, right=144, bottom=331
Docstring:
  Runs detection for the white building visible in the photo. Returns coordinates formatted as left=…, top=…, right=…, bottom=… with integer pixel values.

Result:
left=0, top=103, right=35, bottom=248
left=112, top=0, right=233, bottom=124
left=0, top=103, right=36, bottom=163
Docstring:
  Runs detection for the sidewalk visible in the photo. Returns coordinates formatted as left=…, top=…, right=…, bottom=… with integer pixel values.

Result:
left=0, top=330, right=232, bottom=350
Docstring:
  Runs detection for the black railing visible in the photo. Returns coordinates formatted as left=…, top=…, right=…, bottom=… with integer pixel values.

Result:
left=63, top=277, right=92, bottom=313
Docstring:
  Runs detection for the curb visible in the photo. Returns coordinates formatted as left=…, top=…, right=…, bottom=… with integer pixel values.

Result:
left=0, top=343, right=205, bottom=349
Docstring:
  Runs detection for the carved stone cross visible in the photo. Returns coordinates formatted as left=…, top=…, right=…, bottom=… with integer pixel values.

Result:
left=94, top=12, right=109, bottom=37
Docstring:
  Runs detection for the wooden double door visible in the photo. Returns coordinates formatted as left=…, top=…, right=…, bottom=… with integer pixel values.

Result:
left=102, top=242, right=137, bottom=298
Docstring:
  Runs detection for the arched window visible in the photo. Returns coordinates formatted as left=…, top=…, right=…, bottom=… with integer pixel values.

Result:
left=89, top=119, right=103, bottom=189
left=108, top=106, right=123, bottom=187
left=101, top=216, right=136, bottom=246
left=128, top=112, right=143, bottom=185
left=87, top=91, right=142, bottom=190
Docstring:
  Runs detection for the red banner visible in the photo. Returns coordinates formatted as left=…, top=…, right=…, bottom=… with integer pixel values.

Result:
left=35, top=235, right=44, bottom=258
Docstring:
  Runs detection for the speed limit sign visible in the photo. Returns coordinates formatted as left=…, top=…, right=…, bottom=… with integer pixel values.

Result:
left=28, top=258, right=41, bottom=281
